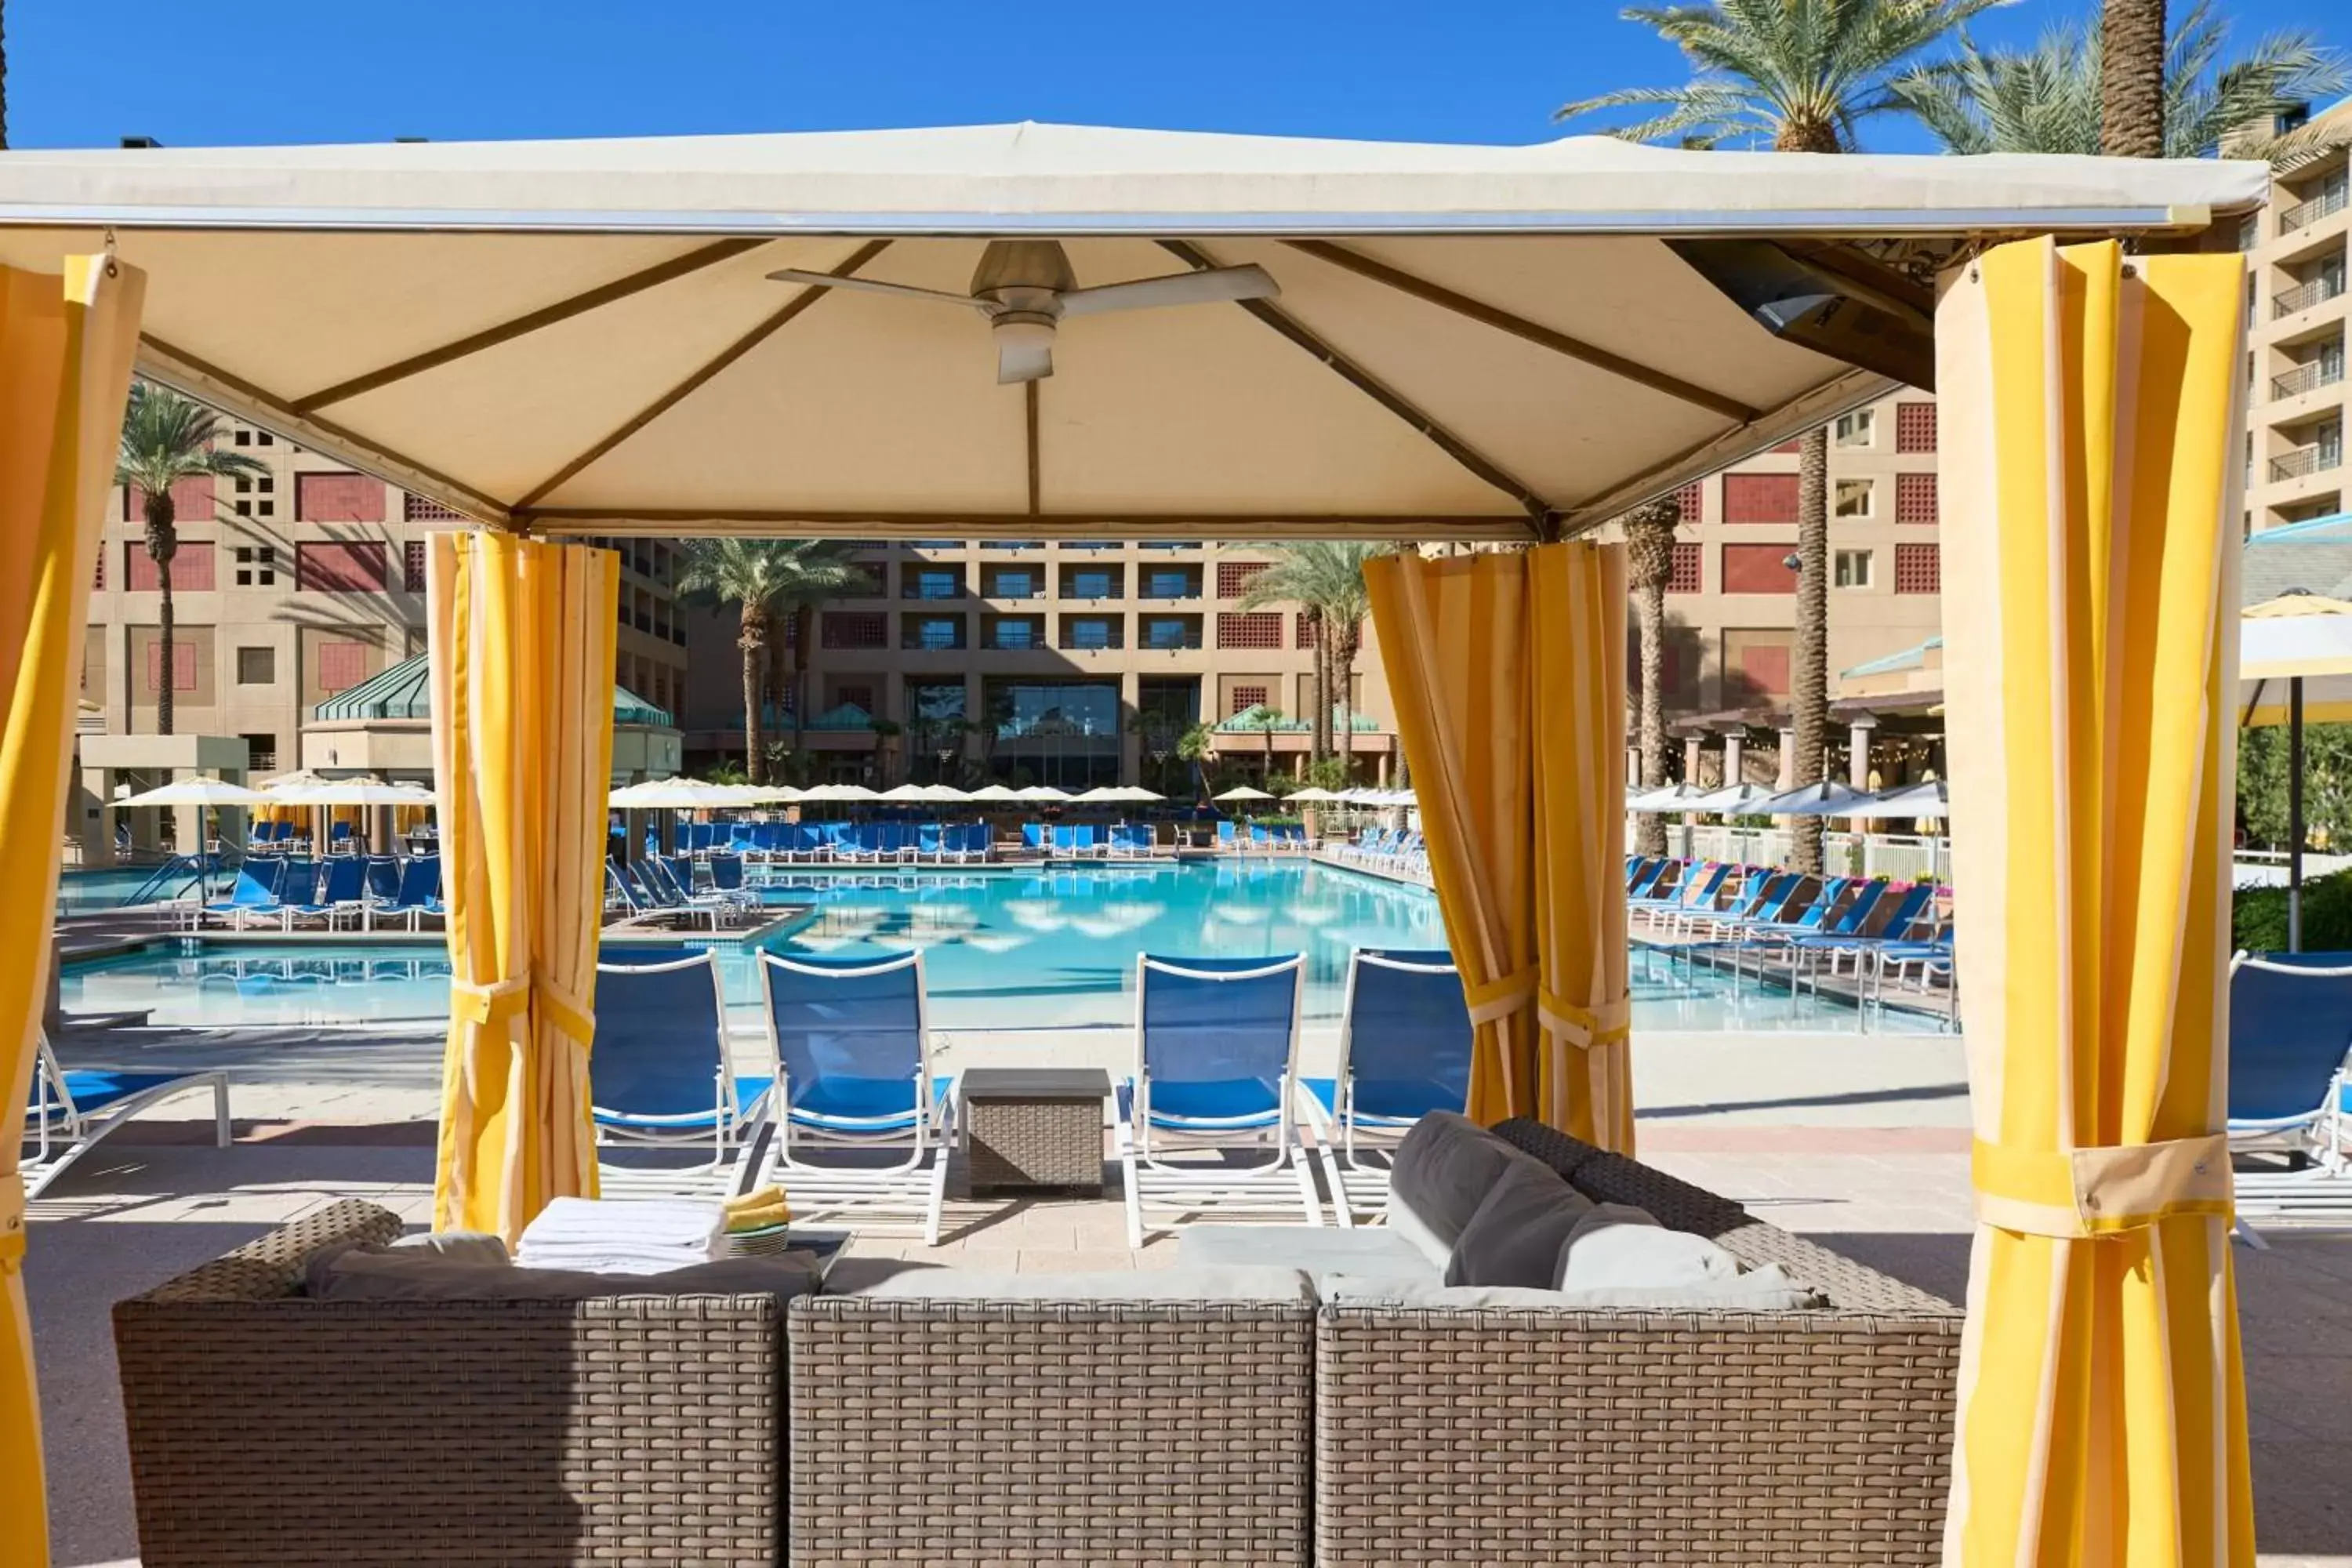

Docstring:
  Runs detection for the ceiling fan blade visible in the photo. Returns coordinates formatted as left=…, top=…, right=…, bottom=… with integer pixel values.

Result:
left=1057, top=263, right=1279, bottom=318
left=996, top=338, right=1054, bottom=384
left=764, top=269, right=984, bottom=310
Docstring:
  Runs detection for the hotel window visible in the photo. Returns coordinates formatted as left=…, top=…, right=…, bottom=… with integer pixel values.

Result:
left=992, top=568, right=1036, bottom=598
left=907, top=568, right=963, bottom=600
left=1295, top=610, right=1321, bottom=649
left=233, top=545, right=276, bottom=587
left=296, top=541, right=388, bottom=593
left=821, top=612, right=887, bottom=649
left=294, top=471, right=386, bottom=522
left=1896, top=471, right=1940, bottom=524
left=1894, top=402, right=1937, bottom=452
left=234, top=646, right=277, bottom=685
left=144, top=641, right=198, bottom=692
left=1062, top=616, right=1120, bottom=650
left=405, top=493, right=465, bottom=522
left=1665, top=542, right=1703, bottom=593
left=240, top=732, right=279, bottom=773
left=1675, top=481, right=1704, bottom=523
left=1144, top=617, right=1197, bottom=649
left=1833, top=408, right=1877, bottom=448
left=402, top=541, right=427, bottom=592
left=988, top=616, right=1042, bottom=651
left=908, top=617, right=963, bottom=651
left=833, top=684, right=875, bottom=714
left=1833, top=477, right=1875, bottom=519
left=1216, top=612, right=1283, bottom=650
left=1834, top=549, right=1874, bottom=589
left=1067, top=569, right=1115, bottom=599
left=1722, top=473, right=1798, bottom=524
left=1217, top=561, right=1269, bottom=598
left=1895, top=543, right=1941, bottom=594
left=126, top=541, right=216, bottom=590
left=1144, top=569, right=1194, bottom=599
left=317, top=641, right=372, bottom=692
left=1230, top=684, right=1269, bottom=717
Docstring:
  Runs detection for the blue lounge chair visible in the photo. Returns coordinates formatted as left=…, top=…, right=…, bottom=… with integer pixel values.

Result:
left=1052, top=824, right=1079, bottom=857
left=1117, top=953, right=1321, bottom=1246
left=288, top=855, right=370, bottom=930
left=1787, top=881, right=1937, bottom=989
left=2227, top=953, right=2352, bottom=1239
left=707, top=853, right=757, bottom=905
left=201, top=859, right=285, bottom=930
left=376, top=855, right=441, bottom=930
left=1216, top=820, right=1239, bottom=852
left=590, top=952, right=771, bottom=1188
left=1300, top=949, right=1472, bottom=1225
left=1022, top=822, right=1048, bottom=853
left=1669, top=869, right=1801, bottom=941
left=754, top=949, right=954, bottom=1243
left=23, top=1032, right=230, bottom=1199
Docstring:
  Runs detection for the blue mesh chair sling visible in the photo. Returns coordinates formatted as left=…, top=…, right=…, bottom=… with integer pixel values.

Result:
left=755, top=949, right=953, bottom=1243
left=286, top=855, right=370, bottom=931
left=590, top=952, right=770, bottom=1185
left=1118, top=952, right=1320, bottom=1246
left=23, top=1032, right=230, bottom=1199
left=202, top=858, right=285, bottom=930
left=1300, top=949, right=1473, bottom=1225
left=2227, top=953, right=2352, bottom=1238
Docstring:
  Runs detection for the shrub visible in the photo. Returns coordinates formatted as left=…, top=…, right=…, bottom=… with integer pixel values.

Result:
left=2231, top=869, right=2352, bottom=954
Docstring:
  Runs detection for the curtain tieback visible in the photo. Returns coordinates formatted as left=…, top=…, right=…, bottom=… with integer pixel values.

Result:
left=1538, top=990, right=1632, bottom=1049
left=0, top=1171, right=24, bottom=1273
left=1970, top=1134, right=2233, bottom=1238
left=451, top=972, right=597, bottom=1044
left=1462, top=967, right=1537, bottom=1026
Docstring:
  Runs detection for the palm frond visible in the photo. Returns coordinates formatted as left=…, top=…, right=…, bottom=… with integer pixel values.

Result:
left=114, top=381, right=269, bottom=501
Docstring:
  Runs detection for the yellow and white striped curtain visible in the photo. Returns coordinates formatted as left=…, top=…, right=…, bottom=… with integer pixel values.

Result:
left=429, top=532, right=619, bottom=1243
left=1365, top=542, right=1633, bottom=1142
left=0, top=257, right=145, bottom=1568
left=1939, top=238, right=2253, bottom=1564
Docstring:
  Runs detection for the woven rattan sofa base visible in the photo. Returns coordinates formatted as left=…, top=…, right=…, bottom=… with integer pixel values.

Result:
left=113, top=1200, right=785, bottom=1567
left=1311, top=1121, right=1966, bottom=1567
left=789, top=1294, right=1314, bottom=1566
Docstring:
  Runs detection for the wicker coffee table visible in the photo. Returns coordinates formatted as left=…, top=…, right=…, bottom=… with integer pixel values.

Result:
left=958, top=1067, right=1110, bottom=1196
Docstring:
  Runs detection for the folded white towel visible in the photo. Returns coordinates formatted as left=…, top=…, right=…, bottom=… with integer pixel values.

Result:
left=515, top=1197, right=726, bottom=1273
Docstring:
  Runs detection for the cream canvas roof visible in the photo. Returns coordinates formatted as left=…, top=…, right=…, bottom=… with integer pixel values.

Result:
left=0, top=122, right=2267, bottom=542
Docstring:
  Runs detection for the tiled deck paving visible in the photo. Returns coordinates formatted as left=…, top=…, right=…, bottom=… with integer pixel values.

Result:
left=24, top=1022, right=2350, bottom=1566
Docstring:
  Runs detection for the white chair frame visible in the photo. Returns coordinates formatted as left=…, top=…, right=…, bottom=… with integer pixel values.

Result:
left=23, top=1033, right=230, bottom=1200
left=2225, top=953, right=2352, bottom=1245
left=1298, top=950, right=1464, bottom=1229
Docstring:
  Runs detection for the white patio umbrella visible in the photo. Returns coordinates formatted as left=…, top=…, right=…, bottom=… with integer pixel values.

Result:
left=608, top=778, right=739, bottom=808
left=1626, top=782, right=1711, bottom=813
left=114, top=778, right=269, bottom=808
left=1688, top=782, right=1778, bottom=815
left=1069, top=786, right=1127, bottom=803
left=1287, top=786, right=1344, bottom=803
left=916, top=782, right=973, bottom=802
left=742, top=784, right=804, bottom=804
left=274, top=779, right=437, bottom=806
left=876, top=782, right=931, bottom=801
left=1842, top=779, right=1950, bottom=818
left=1214, top=786, right=1276, bottom=802
left=966, top=783, right=1023, bottom=802
left=1017, top=786, right=1073, bottom=801
left=2239, top=593, right=2352, bottom=948
left=1755, top=779, right=1868, bottom=816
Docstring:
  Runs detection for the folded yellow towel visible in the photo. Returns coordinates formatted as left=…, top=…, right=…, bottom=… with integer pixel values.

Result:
left=724, top=1188, right=791, bottom=1232
left=726, top=1206, right=790, bottom=1233
left=725, top=1186, right=786, bottom=1216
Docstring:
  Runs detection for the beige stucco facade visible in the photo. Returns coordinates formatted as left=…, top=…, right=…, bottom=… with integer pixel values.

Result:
left=2243, top=102, right=2351, bottom=534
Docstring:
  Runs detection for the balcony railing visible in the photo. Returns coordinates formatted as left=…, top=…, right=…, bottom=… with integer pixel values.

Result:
left=2274, top=274, right=2347, bottom=318
left=902, top=632, right=967, bottom=652
left=2271, top=360, right=2346, bottom=401
left=2279, top=183, right=2350, bottom=234
left=2268, top=441, right=2344, bottom=483
left=1141, top=630, right=1204, bottom=650
left=1058, top=633, right=1126, bottom=652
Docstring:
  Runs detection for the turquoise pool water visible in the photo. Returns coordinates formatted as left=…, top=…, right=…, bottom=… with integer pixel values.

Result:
left=58, top=861, right=1930, bottom=1033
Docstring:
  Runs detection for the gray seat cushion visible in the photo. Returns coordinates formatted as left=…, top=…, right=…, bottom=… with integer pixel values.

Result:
left=1556, top=1203, right=1747, bottom=1292
left=1443, top=1157, right=1595, bottom=1287
left=1319, top=1269, right=1820, bottom=1311
left=1179, top=1224, right=1439, bottom=1294
left=824, top=1260, right=1313, bottom=1301
left=1386, top=1111, right=1530, bottom=1269
left=307, top=1245, right=819, bottom=1301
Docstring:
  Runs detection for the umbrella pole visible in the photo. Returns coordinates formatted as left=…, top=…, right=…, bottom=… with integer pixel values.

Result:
left=2291, top=675, right=2305, bottom=954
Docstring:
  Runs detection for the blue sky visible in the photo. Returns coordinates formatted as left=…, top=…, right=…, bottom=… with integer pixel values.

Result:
left=9, top=0, right=2343, bottom=152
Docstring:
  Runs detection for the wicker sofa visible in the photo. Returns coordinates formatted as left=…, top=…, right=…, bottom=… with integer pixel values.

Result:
left=112, top=1126, right=1962, bottom=1567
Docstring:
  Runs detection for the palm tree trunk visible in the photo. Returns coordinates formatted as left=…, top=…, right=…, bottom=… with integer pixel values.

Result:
left=739, top=610, right=765, bottom=785
left=145, top=494, right=178, bottom=736
left=1636, top=576, right=1668, bottom=855
left=1790, top=428, right=1830, bottom=874
left=1336, top=622, right=1358, bottom=786
left=1311, top=620, right=1331, bottom=765
left=2101, top=0, right=2167, bottom=158
left=789, top=604, right=811, bottom=757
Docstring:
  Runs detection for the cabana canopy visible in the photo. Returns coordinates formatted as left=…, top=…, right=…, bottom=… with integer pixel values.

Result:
left=0, top=124, right=2262, bottom=542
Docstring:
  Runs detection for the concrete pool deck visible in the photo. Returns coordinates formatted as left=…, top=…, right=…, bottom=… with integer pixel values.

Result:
left=24, top=1020, right=2350, bottom=1566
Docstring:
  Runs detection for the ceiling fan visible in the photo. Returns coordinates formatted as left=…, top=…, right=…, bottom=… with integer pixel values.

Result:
left=765, top=240, right=1279, bottom=384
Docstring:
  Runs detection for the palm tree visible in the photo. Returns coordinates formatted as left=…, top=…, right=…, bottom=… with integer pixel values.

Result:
left=675, top=539, right=856, bottom=783
left=1622, top=499, right=1682, bottom=857
left=1177, top=721, right=1214, bottom=803
left=1896, top=2, right=2347, bottom=167
left=1237, top=542, right=1389, bottom=784
left=1559, top=0, right=1999, bottom=873
left=114, top=384, right=267, bottom=735
left=1247, top=706, right=1286, bottom=782
left=2103, top=0, right=2166, bottom=157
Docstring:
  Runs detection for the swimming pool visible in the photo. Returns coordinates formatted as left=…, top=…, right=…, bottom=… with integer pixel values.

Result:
left=60, top=859, right=1929, bottom=1033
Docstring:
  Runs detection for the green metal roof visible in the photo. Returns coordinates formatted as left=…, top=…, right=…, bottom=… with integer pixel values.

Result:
left=310, top=652, right=673, bottom=727
left=1839, top=637, right=1943, bottom=681
left=1212, top=703, right=1384, bottom=735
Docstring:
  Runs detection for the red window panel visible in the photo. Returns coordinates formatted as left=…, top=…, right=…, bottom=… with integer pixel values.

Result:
left=295, top=471, right=387, bottom=522
left=1771, top=438, right=1802, bottom=454
left=1217, top=561, right=1269, bottom=599
left=1896, top=471, right=1940, bottom=524
left=296, top=541, right=389, bottom=592
left=1723, top=473, right=1799, bottom=524
left=1894, top=402, right=1938, bottom=453
left=1231, top=684, right=1269, bottom=716
left=1674, top=481, right=1704, bottom=524
left=93, top=550, right=104, bottom=590
left=1895, top=543, right=1941, bottom=594
left=402, top=540, right=428, bottom=591
left=1721, top=543, right=1798, bottom=594
left=124, top=541, right=216, bottom=591
left=317, top=640, right=371, bottom=692
left=1665, top=541, right=1703, bottom=594
left=1739, top=641, right=1791, bottom=696
left=124, top=475, right=215, bottom=521
left=1217, top=612, right=1284, bottom=650
left=1294, top=609, right=1323, bottom=648
left=403, top=493, right=465, bottom=522
left=821, top=612, right=887, bottom=650
left=143, top=641, right=198, bottom=693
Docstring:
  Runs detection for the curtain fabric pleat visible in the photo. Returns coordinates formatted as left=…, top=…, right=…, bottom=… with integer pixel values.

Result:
left=0, top=257, right=145, bottom=1568
left=1363, top=543, right=1632, bottom=1142
left=430, top=531, right=619, bottom=1243
left=1938, top=238, right=2253, bottom=1566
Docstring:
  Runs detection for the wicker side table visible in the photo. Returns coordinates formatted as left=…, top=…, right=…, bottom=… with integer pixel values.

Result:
left=959, top=1067, right=1110, bottom=1195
